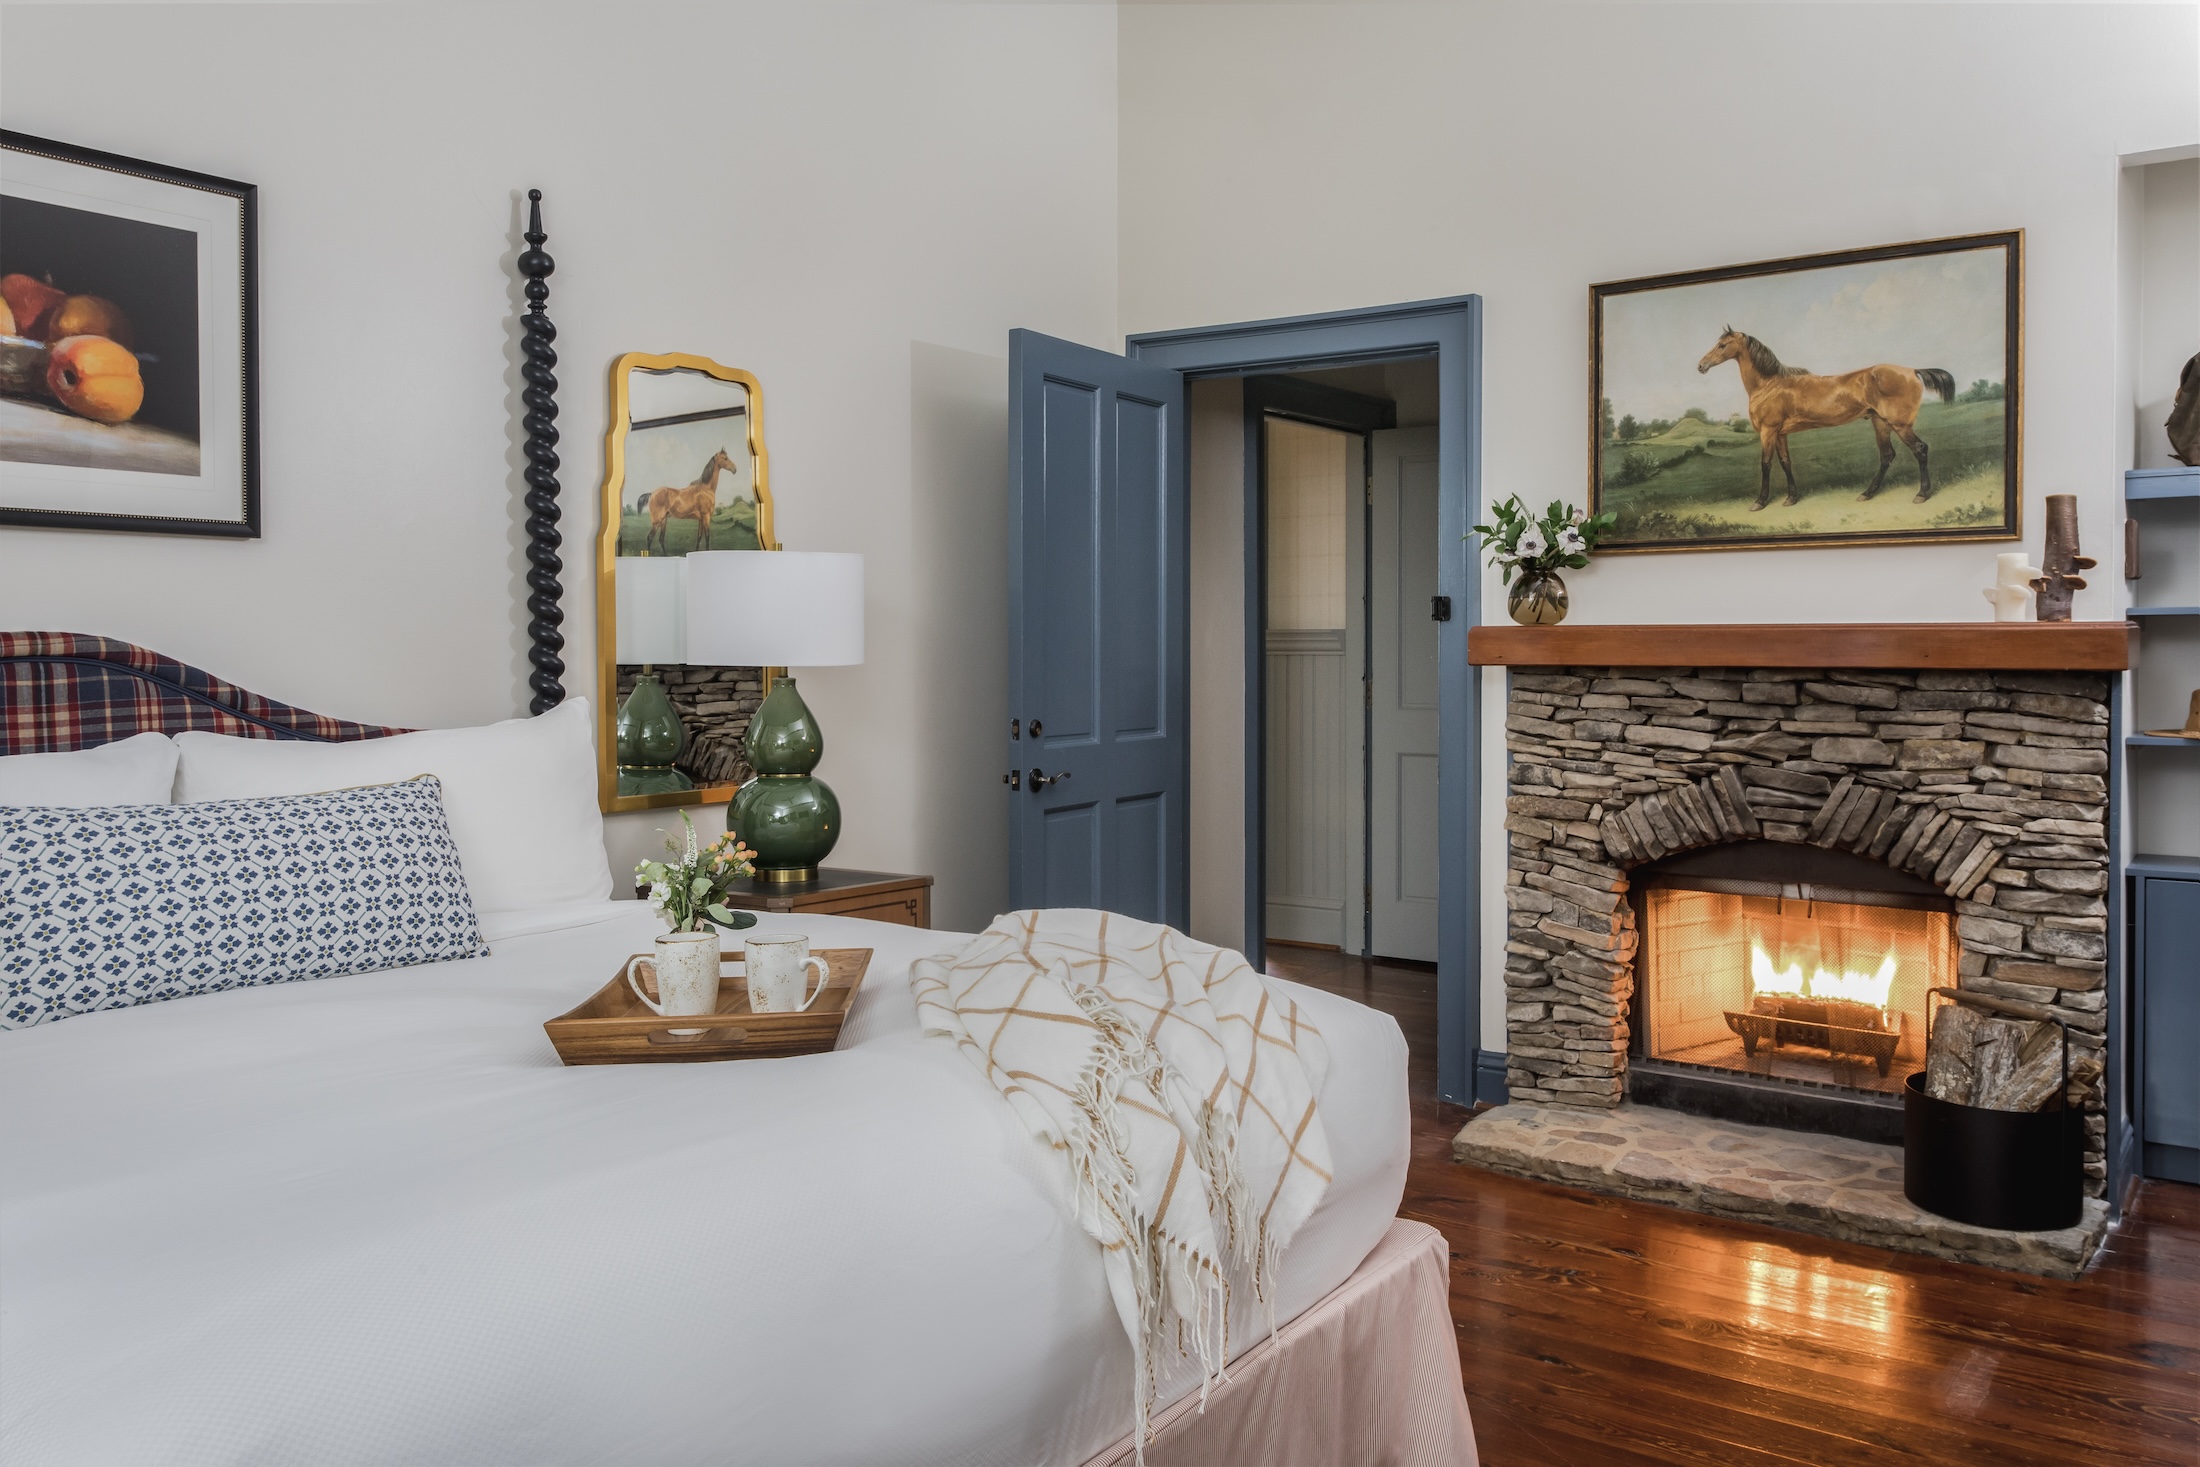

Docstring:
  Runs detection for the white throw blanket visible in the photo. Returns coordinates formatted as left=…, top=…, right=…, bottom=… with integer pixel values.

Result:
left=912, top=910, right=1333, bottom=1451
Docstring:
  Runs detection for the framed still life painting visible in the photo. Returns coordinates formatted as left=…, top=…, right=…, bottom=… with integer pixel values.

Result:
left=0, top=131, right=258, bottom=537
left=1590, top=231, right=2021, bottom=553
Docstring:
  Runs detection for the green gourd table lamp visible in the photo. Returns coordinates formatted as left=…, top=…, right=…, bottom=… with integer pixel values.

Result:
left=612, top=554, right=694, bottom=795
left=684, top=550, right=865, bottom=884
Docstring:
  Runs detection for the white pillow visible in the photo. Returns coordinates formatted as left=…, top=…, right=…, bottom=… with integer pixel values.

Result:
left=0, top=732, right=178, bottom=808
left=175, top=699, right=610, bottom=915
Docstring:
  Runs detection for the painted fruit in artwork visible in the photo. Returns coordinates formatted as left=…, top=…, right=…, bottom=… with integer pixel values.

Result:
left=45, top=295, right=133, bottom=349
left=0, top=298, right=14, bottom=337
left=45, top=335, right=144, bottom=423
left=0, top=274, right=65, bottom=339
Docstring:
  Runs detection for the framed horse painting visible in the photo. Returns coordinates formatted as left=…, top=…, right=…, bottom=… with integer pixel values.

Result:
left=1589, top=231, right=2021, bottom=553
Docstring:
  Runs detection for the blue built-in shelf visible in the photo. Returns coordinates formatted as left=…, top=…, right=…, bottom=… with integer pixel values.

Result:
left=2128, top=605, right=2200, bottom=617
left=2130, top=852, right=2200, bottom=879
left=2127, top=466, right=2200, bottom=500
left=2130, top=734, right=2200, bottom=749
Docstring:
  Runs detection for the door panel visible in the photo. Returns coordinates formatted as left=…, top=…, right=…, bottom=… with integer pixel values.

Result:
left=1397, top=752, right=1442, bottom=904
left=1372, top=427, right=1441, bottom=961
left=1112, top=793, right=1167, bottom=923
left=1109, top=396, right=1166, bottom=740
left=1042, top=802, right=1100, bottom=908
left=1039, top=378, right=1101, bottom=744
left=1010, top=330, right=1188, bottom=923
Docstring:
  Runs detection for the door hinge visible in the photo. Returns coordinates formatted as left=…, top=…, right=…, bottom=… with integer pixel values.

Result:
left=1010, top=717, right=1020, bottom=741
left=1431, top=595, right=1452, bottom=622
left=1364, top=678, right=1373, bottom=708
left=1004, top=769, right=1021, bottom=790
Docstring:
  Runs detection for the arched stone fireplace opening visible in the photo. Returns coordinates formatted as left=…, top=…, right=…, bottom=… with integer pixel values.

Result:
left=1497, top=659, right=2113, bottom=1196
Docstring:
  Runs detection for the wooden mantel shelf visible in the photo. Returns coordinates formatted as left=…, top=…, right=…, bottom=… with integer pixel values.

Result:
left=1467, top=622, right=2134, bottom=671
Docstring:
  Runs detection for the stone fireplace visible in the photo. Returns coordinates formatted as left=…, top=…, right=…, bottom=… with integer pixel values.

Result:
left=1494, top=654, right=2115, bottom=1196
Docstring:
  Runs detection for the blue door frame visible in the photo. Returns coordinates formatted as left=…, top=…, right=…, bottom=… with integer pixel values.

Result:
left=1128, top=297, right=1484, bottom=1108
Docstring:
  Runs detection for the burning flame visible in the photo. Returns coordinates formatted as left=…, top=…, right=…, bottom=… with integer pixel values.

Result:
left=1749, top=942, right=1898, bottom=1009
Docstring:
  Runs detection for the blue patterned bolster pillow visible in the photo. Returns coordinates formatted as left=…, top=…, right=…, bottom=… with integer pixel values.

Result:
left=1, top=775, right=489, bottom=1030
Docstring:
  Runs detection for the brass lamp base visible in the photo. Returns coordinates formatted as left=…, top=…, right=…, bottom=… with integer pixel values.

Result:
left=751, top=865, right=820, bottom=886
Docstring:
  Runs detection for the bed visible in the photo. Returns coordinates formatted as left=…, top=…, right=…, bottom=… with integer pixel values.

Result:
left=0, top=635, right=1474, bottom=1465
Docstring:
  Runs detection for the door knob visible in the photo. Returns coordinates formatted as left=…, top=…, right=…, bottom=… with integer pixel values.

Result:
left=1029, top=768, right=1070, bottom=790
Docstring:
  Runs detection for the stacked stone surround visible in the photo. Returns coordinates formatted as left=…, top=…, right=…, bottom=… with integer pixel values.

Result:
left=616, top=663, right=764, bottom=786
left=1500, top=664, right=2112, bottom=1195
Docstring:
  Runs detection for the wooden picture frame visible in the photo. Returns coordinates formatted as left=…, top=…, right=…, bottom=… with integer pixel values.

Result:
left=1589, top=231, right=2021, bottom=554
left=0, top=131, right=258, bottom=538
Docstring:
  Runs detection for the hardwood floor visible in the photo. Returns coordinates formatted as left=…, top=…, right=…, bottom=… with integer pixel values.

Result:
left=1265, top=947, right=2200, bottom=1466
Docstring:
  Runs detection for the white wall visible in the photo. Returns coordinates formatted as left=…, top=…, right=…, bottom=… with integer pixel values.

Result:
left=0, top=1, right=1117, bottom=927
left=1120, top=2, right=2200, bottom=1056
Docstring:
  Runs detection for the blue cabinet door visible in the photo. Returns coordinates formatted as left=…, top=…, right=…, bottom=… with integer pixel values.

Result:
left=2140, top=875, right=2200, bottom=1182
left=1007, top=330, right=1187, bottom=926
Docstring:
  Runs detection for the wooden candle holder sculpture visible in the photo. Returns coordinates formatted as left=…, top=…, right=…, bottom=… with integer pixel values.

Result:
left=2029, top=494, right=2094, bottom=623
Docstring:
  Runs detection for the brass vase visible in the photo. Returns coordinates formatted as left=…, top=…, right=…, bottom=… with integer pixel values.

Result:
left=1508, top=568, right=1569, bottom=626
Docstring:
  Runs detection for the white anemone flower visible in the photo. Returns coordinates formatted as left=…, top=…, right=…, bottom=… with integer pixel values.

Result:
left=1557, top=526, right=1587, bottom=555
left=1515, top=526, right=1548, bottom=560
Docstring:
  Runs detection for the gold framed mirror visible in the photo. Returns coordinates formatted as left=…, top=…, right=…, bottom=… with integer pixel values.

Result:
left=594, top=351, right=774, bottom=814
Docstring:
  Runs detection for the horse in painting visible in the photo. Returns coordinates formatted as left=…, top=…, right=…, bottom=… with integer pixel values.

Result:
left=644, top=449, right=740, bottom=554
left=1697, top=328, right=1955, bottom=510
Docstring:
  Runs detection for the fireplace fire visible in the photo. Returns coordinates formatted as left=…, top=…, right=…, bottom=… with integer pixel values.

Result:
left=1634, top=854, right=1955, bottom=1097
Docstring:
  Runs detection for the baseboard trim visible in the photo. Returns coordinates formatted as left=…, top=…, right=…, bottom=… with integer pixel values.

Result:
left=1474, top=1049, right=1509, bottom=1106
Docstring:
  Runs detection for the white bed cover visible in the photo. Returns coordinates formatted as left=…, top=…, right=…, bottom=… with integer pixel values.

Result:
left=0, top=905, right=1409, bottom=1466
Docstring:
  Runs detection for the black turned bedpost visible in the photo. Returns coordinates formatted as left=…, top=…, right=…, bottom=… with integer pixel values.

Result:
left=518, top=189, right=565, bottom=714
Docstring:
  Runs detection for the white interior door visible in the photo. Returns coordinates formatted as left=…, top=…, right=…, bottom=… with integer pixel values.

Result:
left=1370, top=427, right=1439, bottom=961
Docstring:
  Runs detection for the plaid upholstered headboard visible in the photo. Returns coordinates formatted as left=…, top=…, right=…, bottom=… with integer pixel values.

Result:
left=0, top=633, right=406, bottom=754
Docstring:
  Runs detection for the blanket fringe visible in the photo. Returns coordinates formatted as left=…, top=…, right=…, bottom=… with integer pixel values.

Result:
left=1063, top=980, right=1254, bottom=1465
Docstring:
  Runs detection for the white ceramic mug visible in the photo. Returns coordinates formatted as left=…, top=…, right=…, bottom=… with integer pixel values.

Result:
left=740, top=934, right=832, bottom=1014
left=624, top=930, right=724, bottom=1035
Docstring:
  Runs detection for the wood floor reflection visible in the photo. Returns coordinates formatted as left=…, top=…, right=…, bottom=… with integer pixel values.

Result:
left=1264, top=945, right=2200, bottom=1465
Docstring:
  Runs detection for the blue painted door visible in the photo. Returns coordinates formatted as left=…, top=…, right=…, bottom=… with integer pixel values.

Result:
left=1008, top=329, right=1188, bottom=926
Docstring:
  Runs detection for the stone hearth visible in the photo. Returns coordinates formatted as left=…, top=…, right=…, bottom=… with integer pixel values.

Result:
left=1452, top=1103, right=2109, bottom=1278
left=1494, top=663, right=2112, bottom=1195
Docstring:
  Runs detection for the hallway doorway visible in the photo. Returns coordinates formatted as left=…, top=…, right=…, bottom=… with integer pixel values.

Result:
left=1250, top=363, right=1441, bottom=965
left=1126, top=295, right=1483, bottom=1107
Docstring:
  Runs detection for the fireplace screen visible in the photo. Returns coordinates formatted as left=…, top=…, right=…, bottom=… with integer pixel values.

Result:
left=1637, top=887, right=1953, bottom=1095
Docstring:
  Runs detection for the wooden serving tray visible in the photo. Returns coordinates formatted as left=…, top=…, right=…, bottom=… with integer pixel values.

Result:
left=545, top=947, right=871, bottom=1065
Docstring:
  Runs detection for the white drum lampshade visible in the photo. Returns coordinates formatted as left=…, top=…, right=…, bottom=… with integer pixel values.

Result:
left=614, top=554, right=688, bottom=665
left=684, top=551, right=865, bottom=667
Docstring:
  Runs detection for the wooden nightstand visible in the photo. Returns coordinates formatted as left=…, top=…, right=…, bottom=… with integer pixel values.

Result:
left=714, top=869, right=934, bottom=929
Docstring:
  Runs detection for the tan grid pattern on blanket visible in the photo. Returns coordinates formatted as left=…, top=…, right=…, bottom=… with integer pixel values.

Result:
left=913, top=910, right=1332, bottom=1451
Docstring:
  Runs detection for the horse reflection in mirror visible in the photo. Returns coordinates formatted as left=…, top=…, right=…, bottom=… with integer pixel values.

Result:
left=644, top=449, right=740, bottom=554
left=1697, top=328, right=1955, bottom=511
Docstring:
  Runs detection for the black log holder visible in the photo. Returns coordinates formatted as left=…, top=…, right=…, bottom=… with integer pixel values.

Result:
left=1903, top=987, right=2082, bottom=1232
